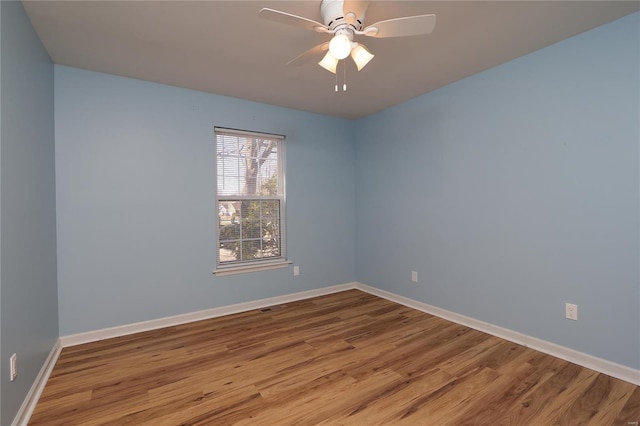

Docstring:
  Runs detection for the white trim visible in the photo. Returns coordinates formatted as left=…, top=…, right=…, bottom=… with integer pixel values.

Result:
left=61, top=282, right=357, bottom=347
left=12, top=339, right=62, bottom=426
left=214, top=127, right=285, bottom=140
left=213, top=260, right=292, bottom=276
left=27, top=282, right=638, bottom=425
left=56, top=280, right=638, bottom=385
left=355, top=283, right=640, bottom=386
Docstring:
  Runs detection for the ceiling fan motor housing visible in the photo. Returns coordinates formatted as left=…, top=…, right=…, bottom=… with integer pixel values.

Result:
left=320, top=0, right=365, bottom=32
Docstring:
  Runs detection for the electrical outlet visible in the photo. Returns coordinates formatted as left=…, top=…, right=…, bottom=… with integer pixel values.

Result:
left=293, top=266, right=300, bottom=276
left=9, top=353, right=17, bottom=381
left=565, top=303, right=578, bottom=321
left=411, top=270, right=418, bottom=283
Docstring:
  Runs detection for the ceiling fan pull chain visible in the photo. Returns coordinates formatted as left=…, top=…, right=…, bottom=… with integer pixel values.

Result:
left=343, top=60, right=347, bottom=92
left=335, top=67, right=339, bottom=92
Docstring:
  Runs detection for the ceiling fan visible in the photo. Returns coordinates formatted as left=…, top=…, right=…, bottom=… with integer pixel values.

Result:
left=258, top=0, right=436, bottom=77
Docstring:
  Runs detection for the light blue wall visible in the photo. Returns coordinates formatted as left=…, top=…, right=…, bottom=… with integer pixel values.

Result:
left=0, top=1, right=58, bottom=424
left=355, top=12, right=640, bottom=369
left=55, top=66, right=356, bottom=335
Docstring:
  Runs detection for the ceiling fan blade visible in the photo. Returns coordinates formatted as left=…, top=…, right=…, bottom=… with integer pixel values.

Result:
left=287, top=43, right=329, bottom=67
left=360, top=14, right=436, bottom=38
left=342, top=0, right=369, bottom=26
left=259, top=8, right=329, bottom=33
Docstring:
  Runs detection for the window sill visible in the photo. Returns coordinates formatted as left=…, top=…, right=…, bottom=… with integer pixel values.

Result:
left=213, top=260, right=292, bottom=276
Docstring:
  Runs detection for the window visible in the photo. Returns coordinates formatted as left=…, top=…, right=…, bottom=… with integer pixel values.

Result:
left=214, top=127, right=287, bottom=274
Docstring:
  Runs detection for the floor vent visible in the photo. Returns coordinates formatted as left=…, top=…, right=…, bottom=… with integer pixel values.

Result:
left=260, top=305, right=284, bottom=312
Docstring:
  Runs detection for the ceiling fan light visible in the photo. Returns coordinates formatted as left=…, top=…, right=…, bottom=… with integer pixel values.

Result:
left=350, top=44, right=374, bottom=71
left=318, top=51, right=338, bottom=74
left=329, top=34, right=352, bottom=60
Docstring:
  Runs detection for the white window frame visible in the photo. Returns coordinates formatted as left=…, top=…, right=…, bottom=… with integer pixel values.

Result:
left=213, top=127, right=289, bottom=276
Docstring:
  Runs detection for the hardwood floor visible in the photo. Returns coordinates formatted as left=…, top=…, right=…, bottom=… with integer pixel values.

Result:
left=30, top=290, right=639, bottom=425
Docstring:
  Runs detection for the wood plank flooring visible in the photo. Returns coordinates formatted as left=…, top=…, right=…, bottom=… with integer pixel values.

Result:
left=30, top=290, right=639, bottom=425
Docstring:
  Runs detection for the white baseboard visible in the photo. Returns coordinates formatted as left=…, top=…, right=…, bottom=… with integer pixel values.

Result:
left=21, top=281, right=637, bottom=426
left=355, top=283, right=640, bottom=386
left=56, top=282, right=640, bottom=385
left=60, top=282, right=358, bottom=347
left=12, top=339, right=62, bottom=426
left=58, top=279, right=639, bottom=386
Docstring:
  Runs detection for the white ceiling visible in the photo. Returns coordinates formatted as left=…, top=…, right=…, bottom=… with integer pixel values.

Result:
left=22, top=1, right=639, bottom=120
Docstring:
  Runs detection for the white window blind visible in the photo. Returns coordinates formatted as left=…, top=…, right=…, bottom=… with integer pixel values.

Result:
left=215, top=127, right=286, bottom=271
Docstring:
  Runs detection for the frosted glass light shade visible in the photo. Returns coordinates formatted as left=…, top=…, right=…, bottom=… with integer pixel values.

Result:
left=351, top=44, right=374, bottom=71
left=329, top=34, right=352, bottom=60
left=318, top=51, right=338, bottom=74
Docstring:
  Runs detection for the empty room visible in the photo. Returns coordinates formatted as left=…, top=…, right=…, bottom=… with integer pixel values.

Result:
left=1, top=0, right=639, bottom=424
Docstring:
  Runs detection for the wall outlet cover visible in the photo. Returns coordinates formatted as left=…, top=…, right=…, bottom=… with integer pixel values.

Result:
left=565, top=303, right=578, bottom=321
left=9, top=353, right=17, bottom=381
